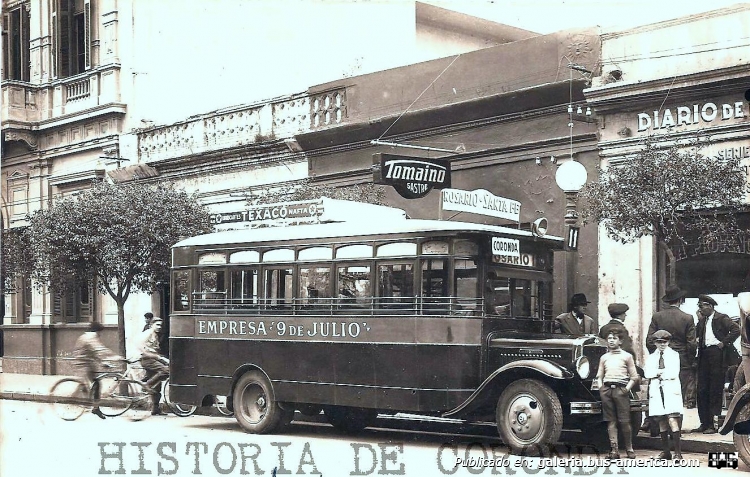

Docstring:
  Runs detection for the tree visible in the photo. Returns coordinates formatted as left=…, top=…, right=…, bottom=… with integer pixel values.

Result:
left=24, top=181, right=213, bottom=357
left=580, top=134, right=746, bottom=281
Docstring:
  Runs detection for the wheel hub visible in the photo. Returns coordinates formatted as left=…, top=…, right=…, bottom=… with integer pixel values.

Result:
left=508, top=394, right=543, bottom=442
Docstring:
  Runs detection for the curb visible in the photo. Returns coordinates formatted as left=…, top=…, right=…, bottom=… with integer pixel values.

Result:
left=1, top=391, right=735, bottom=452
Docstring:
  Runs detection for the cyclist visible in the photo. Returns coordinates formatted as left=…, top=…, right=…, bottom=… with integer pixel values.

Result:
left=138, top=316, right=169, bottom=415
left=72, top=322, right=120, bottom=419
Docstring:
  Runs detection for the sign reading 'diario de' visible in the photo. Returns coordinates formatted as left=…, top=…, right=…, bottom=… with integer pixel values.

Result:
left=637, top=100, right=746, bottom=132
left=372, top=153, right=451, bottom=199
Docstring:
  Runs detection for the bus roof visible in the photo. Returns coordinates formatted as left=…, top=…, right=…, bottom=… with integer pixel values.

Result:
left=174, top=219, right=564, bottom=248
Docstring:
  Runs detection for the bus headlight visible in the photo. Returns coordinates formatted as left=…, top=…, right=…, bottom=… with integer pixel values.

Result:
left=531, top=218, right=548, bottom=237
left=575, top=356, right=590, bottom=379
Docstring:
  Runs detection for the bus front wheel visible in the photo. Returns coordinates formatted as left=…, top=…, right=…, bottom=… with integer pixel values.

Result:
left=233, top=371, right=283, bottom=434
left=496, top=379, right=563, bottom=455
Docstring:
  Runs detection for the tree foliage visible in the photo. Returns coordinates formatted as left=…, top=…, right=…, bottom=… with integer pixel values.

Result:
left=23, top=180, right=213, bottom=355
left=247, top=179, right=387, bottom=206
left=580, top=135, right=746, bottom=248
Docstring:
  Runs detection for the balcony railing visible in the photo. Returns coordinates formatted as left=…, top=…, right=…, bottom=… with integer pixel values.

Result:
left=1, top=65, right=121, bottom=130
left=65, top=77, right=91, bottom=101
left=137, top=87, right=347, bottom=163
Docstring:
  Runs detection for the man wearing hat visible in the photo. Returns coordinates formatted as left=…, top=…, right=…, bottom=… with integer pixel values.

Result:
left=692, top=294, right=739, bottom=433
left=646, top=285, right=697, bottom=408
left=138, top=316, right=170, bottom=415
left=600, top=303, right=636, bottom=360
left=553, top=293, right=597, bottom=336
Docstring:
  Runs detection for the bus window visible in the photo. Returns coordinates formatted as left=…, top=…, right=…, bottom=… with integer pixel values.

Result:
left=298, top=247, right=332, bottom=261
left=265, top=268, right=293, bottom=309
left=454, top=259, right=478, bottom=313
left=197, top=269, right=226, bottom=310
left=336, top=244, right=373, bottom=259
left=264, top=249, right=295, bottom=262
left=337, top=265, right=372, bottom=307
left=172, top=270, right=190, bottom=312
left=511, top=279, right=537, bottom=318
left=378, top=263, right=414, bottom=308
left=485, top=276, right=511, bottom=316
left=377, top=242, right=417, bottom=257
left=454, top=240, right=478, bottom=256
left=422, top=258, right=449, bottom=313
left=230, top=268, right=258, bottom=310
left=299, top=266, right=332, bottom=308
left=485, top=275, right=540, bottom=318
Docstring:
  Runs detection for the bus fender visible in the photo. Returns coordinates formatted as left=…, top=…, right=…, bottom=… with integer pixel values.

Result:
left=720, top=383, right=750, bottom=435
left=443, top=359, right=572, bottom=418
left=227, top=363, right=274, bottom=410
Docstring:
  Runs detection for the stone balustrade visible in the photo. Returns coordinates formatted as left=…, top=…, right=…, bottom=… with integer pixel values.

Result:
left=137, top=88, right=346, bottom=163
left=1, top=65, right=121, bottom=128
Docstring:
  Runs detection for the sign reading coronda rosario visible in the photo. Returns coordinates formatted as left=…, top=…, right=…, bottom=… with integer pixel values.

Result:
left=492, top=237, right=520, bottom=258
left=441, top=188, right=521, bottom=222
left=372, top=153, right=451, bottom=199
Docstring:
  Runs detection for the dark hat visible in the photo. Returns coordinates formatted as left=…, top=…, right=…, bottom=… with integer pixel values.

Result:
left=570, top=293, right=591, bottom=307
left=652, top=329, right=672, bottom=342
left=88, top=322, right=104, bottom=333
left=144, top=312, right=154, bottom=319
left=698, top=294, right=718, bottom=307
left=662, top=284, right=687, bottom=303
left=608, top=303, right=629, bottom=316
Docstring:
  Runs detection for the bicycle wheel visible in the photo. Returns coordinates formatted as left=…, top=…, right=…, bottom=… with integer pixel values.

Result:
left=163, top=378, right=197, bottom=417
left=119, top=380, right=153, bottom=421
left=97, top=374, right=132, bottom=417
left=215, top=396, right=233, bottom=416
left=49, top=378, right=89, bottom=421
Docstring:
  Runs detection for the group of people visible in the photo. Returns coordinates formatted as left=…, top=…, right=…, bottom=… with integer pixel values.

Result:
left=554, top=285, right=743, bottom=460
left=72, top=311, right=170, bottom=418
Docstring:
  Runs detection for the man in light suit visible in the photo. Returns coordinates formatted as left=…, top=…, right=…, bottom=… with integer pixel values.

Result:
left=554, top=293, right=597, bottom=336
left=646, top=284, right=697, bottom=408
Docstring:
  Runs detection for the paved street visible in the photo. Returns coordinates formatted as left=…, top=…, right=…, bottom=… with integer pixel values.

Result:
left=0, top=399, right=745, bottom=477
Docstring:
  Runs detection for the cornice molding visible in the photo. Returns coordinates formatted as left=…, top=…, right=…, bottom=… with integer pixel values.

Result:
left=585, top=66, right=750, bottom=110
left=601, top=4, right=750, bottom=40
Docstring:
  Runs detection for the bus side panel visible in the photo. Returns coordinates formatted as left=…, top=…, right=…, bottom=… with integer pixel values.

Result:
left=190, top=339, right=480, bottom=413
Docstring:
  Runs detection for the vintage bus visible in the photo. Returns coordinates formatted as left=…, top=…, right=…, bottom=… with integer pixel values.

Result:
left=168, top=217, right=635, bottom=452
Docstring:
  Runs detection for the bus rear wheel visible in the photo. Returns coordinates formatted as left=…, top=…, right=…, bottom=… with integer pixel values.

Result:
left=233, top=370, right=283, bottom=434
left=323, top=406, right=378, bottom=433
left=496, top=379, right=563, bottom=455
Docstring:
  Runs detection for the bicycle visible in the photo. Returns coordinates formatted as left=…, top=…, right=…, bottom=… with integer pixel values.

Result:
left=49, top=358, right=153, bottom=421
left=163, top=378, right=233, bottom=417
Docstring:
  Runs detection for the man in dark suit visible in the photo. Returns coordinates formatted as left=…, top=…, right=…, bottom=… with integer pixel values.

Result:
left=646, top=285, right=697, bottom=408
left=553, top=293, right=597, bottom=336
left=600, top=303, right=636, bottom=361
left=692, top=294, right=740, bottom=434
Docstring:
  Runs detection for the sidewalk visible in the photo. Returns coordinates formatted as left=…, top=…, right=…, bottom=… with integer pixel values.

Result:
left=0, top=371, right=735, bottom=453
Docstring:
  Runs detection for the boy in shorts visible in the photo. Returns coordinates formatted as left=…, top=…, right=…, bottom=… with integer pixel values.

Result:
left=644, top=330, right=684, bottom=460
left=596, top=328, right=639, bottom=459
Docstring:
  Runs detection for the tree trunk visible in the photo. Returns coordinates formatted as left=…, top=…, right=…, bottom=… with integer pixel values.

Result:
left=116, top=300, right=126, bottom=358
left=657, top=240, right=677, bottom=291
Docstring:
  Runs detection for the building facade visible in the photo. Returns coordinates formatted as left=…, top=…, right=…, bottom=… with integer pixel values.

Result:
left=1, top=0, right=535, bottom=374
left=585, top=3, right=750, bottom=362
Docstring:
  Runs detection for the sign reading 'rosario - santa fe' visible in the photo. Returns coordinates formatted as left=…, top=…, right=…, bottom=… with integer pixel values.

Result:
left=372, top=153, right=451, bottom=199
left=441, top=188, right=521, bottom=222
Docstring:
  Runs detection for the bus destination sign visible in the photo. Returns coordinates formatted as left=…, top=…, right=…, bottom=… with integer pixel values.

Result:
left=372, top=153, right=451, bottom=199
